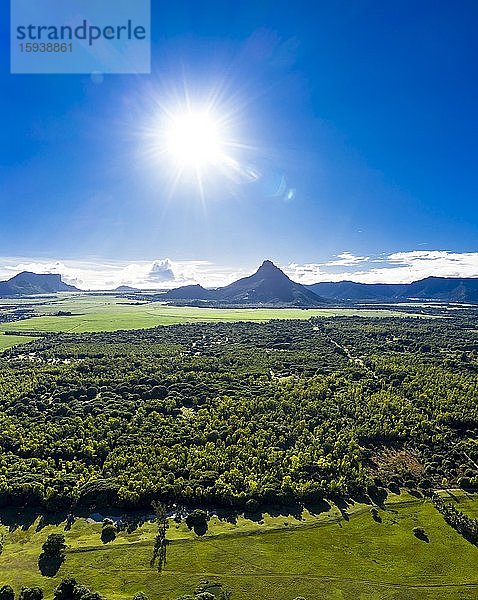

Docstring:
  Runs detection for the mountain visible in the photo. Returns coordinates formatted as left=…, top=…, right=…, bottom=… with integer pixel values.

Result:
left=163, top=284, right=213, bottom=300
left=306, top=276, right=478, bottom=302
left=114, top=285, right=140, bottom=292
left=216, top=260, right=325, bottom=305
left=306, top=281, right=406, bottom=300
left=0, top=272, right=79, bottom=296
left=403, top=276, right=478, bottom=302
left=164, top=260, right=326, bottom=306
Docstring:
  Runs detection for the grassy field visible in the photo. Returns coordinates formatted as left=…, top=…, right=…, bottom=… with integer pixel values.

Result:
left=0, top=295, right=428, bottom=349
left=438, top=489, right=478, bottom=520
left=0, top=333, right=36, bottom=351
left=1, top=493, right=478, bottom=600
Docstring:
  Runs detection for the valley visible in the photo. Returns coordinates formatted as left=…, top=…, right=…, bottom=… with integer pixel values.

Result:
left=1, top=312, right=478, bottom=598
left=0, top=294, right=430, bottom=350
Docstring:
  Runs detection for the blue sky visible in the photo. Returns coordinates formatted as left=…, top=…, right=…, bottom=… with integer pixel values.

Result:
left=1, top=0, right=478, bottom=288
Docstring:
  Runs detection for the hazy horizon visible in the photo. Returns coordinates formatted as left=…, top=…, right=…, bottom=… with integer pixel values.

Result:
left=1, top=250, right=478, bottom=290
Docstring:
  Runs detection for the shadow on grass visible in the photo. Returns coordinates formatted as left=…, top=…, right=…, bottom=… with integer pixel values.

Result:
left=0, top=507, right=40, bottom=533
left=388, top=482, right=401, bottom=495
left=38, top=553, right=64, bottom=577
left=0, top=507, right=70, bottom=533
left=368, top=487, right=388, bottom=509
left=306, top=498, right=332, bottom=515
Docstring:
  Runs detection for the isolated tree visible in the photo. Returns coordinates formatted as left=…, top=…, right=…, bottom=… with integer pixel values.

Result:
left=150, top=501, right=168, bottom=571
left=38, top=532, right=67, bottom=576
left=42, top=533, right=66, bottom=558
left=185, top=509, right=208, bottom=529
left=101, top=520, right=117, bottom=544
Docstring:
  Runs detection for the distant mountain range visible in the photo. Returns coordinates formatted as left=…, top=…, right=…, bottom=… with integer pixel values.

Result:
left=1, top=264, right=478, bottom=303
left=306, top=276, right=478, bottom=302
left=114, top=285, right=141, bottom=293
left=164, top=260, right=327, bottom=306
left=164, top=262, right=478, bottom=305
left=0, top=272, right=79, bottom=296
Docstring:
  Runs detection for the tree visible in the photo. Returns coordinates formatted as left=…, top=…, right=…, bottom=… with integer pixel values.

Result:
left=101, top=521, right=117, bottom=544
left=54, top=580, right=102, bottom=600
left=39, top=533, right=66, bottom=576
left=150, top=501, right=168, bottom=571
left=185, top=509, right=208, bottom=529
left=0, top=586, right=14, bottom=600
left=42, top=533, right=66, bottom=558
left=54, top=579, right=77, bottom=600
left=19, top=589, right=43, bottom=600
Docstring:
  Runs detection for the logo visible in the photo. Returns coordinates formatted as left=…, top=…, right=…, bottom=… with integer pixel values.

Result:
left=11, top=0, right=151, bottom=74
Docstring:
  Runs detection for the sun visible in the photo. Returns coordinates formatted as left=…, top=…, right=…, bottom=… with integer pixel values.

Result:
left=163, top=109, right=226, bottom=169
left=141, top=92, right=259, bottom=201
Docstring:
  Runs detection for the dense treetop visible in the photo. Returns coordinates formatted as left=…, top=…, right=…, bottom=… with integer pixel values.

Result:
left=0, top=315, right=477, bottom=510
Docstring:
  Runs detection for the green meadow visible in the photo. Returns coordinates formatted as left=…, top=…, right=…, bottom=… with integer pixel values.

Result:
left=0, top=294, right=426, bottom=350
left=0, top=333, right=36, bottom=351
left=1, top=493, right=478, bottom=600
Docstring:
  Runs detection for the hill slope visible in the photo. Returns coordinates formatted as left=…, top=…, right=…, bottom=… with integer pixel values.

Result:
left=0, top=272, right=79, bottom=296
left=404, top=276, right=478, bottom=301
left=163, top=284, right=214, bottom=300
left=307, top=276, right=478, bottom=302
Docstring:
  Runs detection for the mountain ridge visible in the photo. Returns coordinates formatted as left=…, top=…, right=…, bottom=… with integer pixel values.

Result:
left=164, top=263, right=478, bottom=304
left=0, top=271, right=79, bottom=296
left=164, top=260, right=327, bottom=306
left=306, top=275, right=478, bottom=302
left=2, top=265, right=478, bottom=302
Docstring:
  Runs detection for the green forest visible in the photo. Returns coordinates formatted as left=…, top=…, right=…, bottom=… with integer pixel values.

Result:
left=1, top=313, right=477, bottom=512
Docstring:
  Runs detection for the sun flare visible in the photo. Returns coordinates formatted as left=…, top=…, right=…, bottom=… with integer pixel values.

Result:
left=142, top=93, right=260, bottom=201
left=163, top=109, right=226, bottom=169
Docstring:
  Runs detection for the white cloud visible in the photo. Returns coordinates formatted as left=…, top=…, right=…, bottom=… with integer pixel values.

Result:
left=1, top=250, right=477, bottom=291
left=148, top=259, right=175, bottom=282
left=325, top=252, right=370, bottom=267
left=0, top=257, right=247, bottom=291
left=286, top=250, right=478, bottom=284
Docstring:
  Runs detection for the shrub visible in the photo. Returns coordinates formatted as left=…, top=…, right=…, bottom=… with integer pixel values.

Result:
left=185, top=509, right=208, bottom=529
left=101, top=522, right=117, bottom=543
left=0, top=586, right=15, bottom=600
left=41, top=533, right=66, bottom=558
left=19, top=588, right=43, bottom=600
